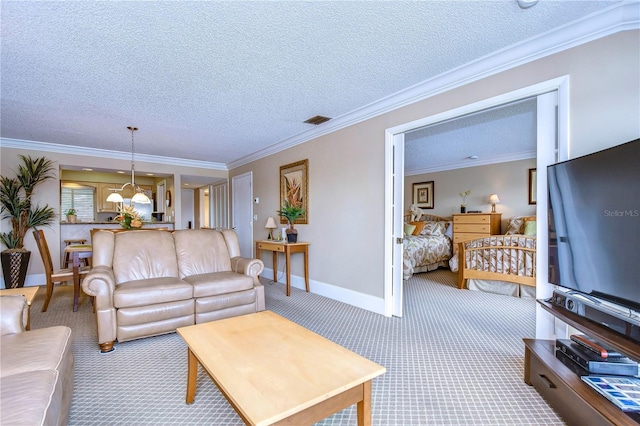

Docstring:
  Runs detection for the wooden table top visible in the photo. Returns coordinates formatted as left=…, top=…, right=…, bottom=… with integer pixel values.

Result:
left=0, top=286, right=39, bottom=305
left=177, top=311, right=385, bottom=426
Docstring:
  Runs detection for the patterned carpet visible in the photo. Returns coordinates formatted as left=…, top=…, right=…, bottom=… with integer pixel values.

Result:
left=28, top=269, right=565, bottom=425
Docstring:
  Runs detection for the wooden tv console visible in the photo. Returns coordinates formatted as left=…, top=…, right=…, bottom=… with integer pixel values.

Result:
left=523, top=300, right=640, bottom=426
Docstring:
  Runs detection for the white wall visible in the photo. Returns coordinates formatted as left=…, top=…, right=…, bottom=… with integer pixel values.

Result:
left=230, top=31, right=640, bottom=304
left=405, top=159, right=537, bottom=231
left=181, top=189, right=195, bottom=229
left=2, top=31, right=638, bottom=298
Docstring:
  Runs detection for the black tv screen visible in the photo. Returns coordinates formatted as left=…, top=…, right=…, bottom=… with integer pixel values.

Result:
left=547, top=139, right=640, bottom=312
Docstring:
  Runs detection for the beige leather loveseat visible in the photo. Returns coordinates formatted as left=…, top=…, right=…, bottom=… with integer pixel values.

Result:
left=82, top=228, right=265, bottom=352
left=1, top=295, right=74, bottom=425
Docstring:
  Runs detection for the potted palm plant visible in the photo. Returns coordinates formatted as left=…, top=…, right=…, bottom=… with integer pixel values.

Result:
left=0, top=155, right=57, bottom=288
left=277, top=200, right=305, bottom=243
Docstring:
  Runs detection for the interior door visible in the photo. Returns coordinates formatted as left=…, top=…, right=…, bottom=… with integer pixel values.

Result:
left=392, top=133, right=405, bottom=317
left=231, top=172, right=253, bottom=258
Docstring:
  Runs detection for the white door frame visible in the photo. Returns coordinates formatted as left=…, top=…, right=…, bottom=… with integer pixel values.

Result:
left=384, top=76, right=570, bottom=326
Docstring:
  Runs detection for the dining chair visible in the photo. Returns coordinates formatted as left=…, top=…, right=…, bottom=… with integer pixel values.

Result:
left=32, top=230, right=91, bottom=312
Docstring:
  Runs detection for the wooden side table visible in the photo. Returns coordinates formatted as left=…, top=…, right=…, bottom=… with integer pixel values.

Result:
left=255, top=240, right=310, bottom=296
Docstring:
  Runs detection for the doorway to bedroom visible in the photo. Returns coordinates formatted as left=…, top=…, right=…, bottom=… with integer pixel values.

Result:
left=384, top=78, right=569, bottom=340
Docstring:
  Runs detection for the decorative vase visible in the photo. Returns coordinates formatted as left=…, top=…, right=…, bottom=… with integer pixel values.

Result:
left=460, top=206, right=466, bottom=213
left=1, top=249, right=31, bottom=289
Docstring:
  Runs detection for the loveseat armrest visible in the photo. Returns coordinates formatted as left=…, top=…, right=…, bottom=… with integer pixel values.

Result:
left=82, top=266, right=118, bottom=350
left=0, top=295, right=28, bottom=335
left=82, top=266, right=116, bottom=307
left=230, top=257, right=264, bottom=284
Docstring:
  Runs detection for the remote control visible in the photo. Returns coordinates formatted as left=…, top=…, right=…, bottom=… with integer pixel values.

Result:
left=570, top=334, right=623, bottom=359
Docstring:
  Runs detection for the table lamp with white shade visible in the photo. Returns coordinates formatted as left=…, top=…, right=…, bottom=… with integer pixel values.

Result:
left=489, top=194, right=501, bottom=213
left=265, top=217, right=278, bottom=240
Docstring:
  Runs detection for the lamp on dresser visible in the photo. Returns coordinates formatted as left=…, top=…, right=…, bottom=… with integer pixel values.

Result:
left=489, top=194, right=500, bottom=213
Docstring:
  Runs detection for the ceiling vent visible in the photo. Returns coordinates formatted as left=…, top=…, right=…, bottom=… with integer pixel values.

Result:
left=304, top=115, right=332, bottom=125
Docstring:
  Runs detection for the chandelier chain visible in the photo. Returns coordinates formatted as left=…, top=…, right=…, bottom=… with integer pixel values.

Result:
left=127, top=126, right=138, bottom=186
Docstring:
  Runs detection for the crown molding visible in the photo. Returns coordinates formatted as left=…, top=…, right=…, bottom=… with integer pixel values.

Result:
left=229, top=2, right=639, bottom=170
left=0, top=137, right=228, bottom=171
left=404, top=151, right=537, bottom=176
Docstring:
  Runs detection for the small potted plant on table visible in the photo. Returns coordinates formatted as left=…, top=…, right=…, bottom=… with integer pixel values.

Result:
left=65, top=208, right=77, bottom=223
left=277, top=201, right=305, bottom=243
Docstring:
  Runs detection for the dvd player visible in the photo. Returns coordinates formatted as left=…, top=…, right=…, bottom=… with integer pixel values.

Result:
left=551, top=289, right=640, bottom=343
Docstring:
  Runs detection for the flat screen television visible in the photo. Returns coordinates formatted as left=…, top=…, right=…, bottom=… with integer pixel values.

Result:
left=547, top=138, right=640, bottom=313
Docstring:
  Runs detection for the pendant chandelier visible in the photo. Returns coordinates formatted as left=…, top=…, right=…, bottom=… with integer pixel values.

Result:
left=106, top=126, right=151, bottom=205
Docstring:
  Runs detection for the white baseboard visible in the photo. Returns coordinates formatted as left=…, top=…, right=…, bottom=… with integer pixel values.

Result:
left=1, top=273, right=44, bottom=289
left=261, top=267, right=385, bottom=315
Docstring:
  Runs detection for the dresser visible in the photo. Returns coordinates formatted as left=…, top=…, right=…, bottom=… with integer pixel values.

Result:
left=452, top=213, right=501, bottom=249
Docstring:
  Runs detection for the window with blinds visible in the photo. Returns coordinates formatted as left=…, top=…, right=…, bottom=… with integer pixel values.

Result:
left=61, top=184, right=95, bottom=222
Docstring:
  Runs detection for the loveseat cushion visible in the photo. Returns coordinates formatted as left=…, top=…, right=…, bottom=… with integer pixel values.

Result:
left=113, top=230, right=179, bottom=283
left=185, top=271, right=254, bottom=297
left=114, top=277, right=193, bottom=308
left=1, top=370, right=61, bottom=426
left=0, top=326, right=72, bottom=378
left=174, top=229, right=232, bottom=278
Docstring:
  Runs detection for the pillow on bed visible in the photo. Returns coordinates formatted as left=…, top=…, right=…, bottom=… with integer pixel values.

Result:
left=420, top=221, right=447, bottom=236
left=404, top=223, right=417, bottom=236
left=444, top=221, right=453, bottom=239
left=524, top=220, right=537, bottom=236
left=410, top=221, right=426, bottom=235
left=505, top=216, right=536, bottom=235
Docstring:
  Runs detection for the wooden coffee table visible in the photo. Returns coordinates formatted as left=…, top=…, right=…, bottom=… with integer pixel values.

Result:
left=0, top=286, right=39, bottom=330
left=177, top=311, right=385, bottom=426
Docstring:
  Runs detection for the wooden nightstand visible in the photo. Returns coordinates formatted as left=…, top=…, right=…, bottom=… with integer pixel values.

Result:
left=452, top=213, right=501, bottom=250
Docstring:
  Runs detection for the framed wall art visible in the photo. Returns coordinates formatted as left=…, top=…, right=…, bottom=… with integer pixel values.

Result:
left=280, top=159, right=309, bottom=224
left=529, top=168, right=537, bottom=205
left=412, top=181, right=434, bottom=209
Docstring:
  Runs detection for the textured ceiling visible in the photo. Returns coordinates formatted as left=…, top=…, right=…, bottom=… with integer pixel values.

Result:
left=0, top=0, right=624, bottom=170
left=405, top=98, right=537, bottom=174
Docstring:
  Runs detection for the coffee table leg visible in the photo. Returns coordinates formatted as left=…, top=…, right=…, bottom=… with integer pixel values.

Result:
left=356, top=380, right=372, bottom=426
left=186, top=348, right=198, bottom=404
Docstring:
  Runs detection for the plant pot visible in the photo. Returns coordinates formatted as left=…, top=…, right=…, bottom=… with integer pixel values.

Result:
left=1, top=249, right=31, bottom=289
left=66, top=214, right=77, bottom=223
left=287, top=233, right=298, bottom=243
left=460, top=206, right=466, bottom=213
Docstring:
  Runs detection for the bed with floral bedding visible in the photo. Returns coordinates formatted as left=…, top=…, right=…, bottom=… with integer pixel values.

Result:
left=449, top=216, right=537, bottom=297
left=403, top=214, right=452, bottom=280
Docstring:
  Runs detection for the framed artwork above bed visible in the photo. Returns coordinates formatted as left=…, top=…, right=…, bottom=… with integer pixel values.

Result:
left=412, top=181, right=434, bottom=209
